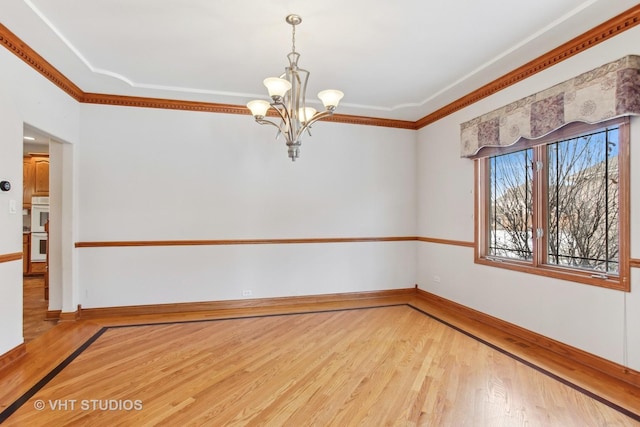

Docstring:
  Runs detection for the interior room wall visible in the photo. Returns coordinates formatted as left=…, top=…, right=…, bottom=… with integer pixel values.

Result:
left=76, top=104, right=418, bottom=307
left=0, top=90, right=25, bottom=354
left=0, top=46, right=79, bottom=355
left=416, top=25, right=640, bottom=370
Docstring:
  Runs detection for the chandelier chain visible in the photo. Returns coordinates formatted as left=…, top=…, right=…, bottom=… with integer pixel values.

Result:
left=291, top=23, right=296, bottom=54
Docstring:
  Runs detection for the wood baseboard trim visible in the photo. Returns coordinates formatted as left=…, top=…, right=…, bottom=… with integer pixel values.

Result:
left=0, top=343, right=26, bottom=372
left=630, top=258, right=640, bottom=268
left=79, top=288, right=416, bottom=319
left=415, top=289, right=640, bottom=388
left=45, top=310, right=61, bottom=320
left=58, top=307, right=80, bottom=322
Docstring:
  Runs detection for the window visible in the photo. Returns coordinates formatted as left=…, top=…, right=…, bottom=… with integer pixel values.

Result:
left=476, top=118, right=630, bottom=291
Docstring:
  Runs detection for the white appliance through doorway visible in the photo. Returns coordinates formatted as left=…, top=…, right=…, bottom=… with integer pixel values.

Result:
left=30, top=196, right=49, bottom=262
left=31, top=196, right=49, bottom=233
left=31, top=232, right=47, bottom=262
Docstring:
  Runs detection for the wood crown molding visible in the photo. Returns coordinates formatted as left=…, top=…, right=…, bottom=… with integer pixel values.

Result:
left=0, top=252, right=22, bottom=264
left=0, top=23, right=83, bottom=101
left=0, top=343, right=26, bottom=373
left=415, top=288, right=640, bottom=388
left=82, top=92, right=250, bottom=115
left=2, top=5, right=640, bottom=129
left=81, top=94, right=419, bottom=129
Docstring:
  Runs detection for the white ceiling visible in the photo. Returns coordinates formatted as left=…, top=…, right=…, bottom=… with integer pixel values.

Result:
left=23, top=124, right=52, bottom=150
left=2, top=0, right=638, bottom=121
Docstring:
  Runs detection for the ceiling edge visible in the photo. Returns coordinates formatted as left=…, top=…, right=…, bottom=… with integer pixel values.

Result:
left=415, top=3, right=640, bottom=129
left=2, top=4, right=640, bottom=131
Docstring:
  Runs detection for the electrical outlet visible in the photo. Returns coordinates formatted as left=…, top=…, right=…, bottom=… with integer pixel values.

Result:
left=433, top=275, right=441, bottom=283
left=242, top=290, right=252, bottom=297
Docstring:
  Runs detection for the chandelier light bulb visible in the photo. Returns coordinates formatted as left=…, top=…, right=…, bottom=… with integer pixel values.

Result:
left=247, top=100, right=272, bottom=118
left=264, top=77, right=292, bottom=100
left=318, top=90, right=344, bottom=110
left=298, top=107, right=317, bottom=123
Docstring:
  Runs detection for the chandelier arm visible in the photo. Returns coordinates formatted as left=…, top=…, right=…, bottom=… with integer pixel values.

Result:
left=270, top=102, right=288, bottom=123
left=300, top=69, right=310, bottom=122
left=272, top=102, right=296, bottom=143
left=295, top=110, right=333, bottom=140
left=255, top=117, right=286, bottom=133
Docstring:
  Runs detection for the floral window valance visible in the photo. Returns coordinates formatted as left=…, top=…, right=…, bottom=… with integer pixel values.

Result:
left=460, top=55, right=640, bottom=158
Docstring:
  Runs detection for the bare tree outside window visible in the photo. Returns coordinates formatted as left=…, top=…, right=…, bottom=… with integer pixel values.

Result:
left=547, top=129, right=619, bottom=273
left=488, top=149, right=533, bottom=260
left=487, top=128, right=619, bottom=273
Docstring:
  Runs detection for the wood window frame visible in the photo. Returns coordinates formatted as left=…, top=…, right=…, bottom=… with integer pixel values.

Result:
left=474, top=117, right=630, bottom=291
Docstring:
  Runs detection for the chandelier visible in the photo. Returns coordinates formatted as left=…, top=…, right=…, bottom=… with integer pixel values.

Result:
left=247, top=14, right=344, bottom=161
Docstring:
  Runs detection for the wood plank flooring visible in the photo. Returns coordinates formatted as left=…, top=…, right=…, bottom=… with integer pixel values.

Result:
left=1, top=303, right=639, bottom=426
left=23, top=276, right=57, bottom=342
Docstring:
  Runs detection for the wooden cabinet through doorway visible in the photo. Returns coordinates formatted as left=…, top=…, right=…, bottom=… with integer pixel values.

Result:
left=23, top=154, right=49, bottom=208
left=32, top=156, right=49, bottom=197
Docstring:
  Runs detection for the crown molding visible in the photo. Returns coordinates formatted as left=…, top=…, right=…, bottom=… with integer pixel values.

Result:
left=2, top=4, right=640, bottom=130
left=415, top=4, right=640, bottom=129
left=0, top=23, right=83, bottom=101
left=81, top=93, right=419, bottom=129
left=324, top=113, right=417, bottom=130
left=81, top=92, right=250, bottom=115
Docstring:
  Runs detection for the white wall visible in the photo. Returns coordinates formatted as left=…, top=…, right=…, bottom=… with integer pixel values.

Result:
left=0, top=46, right=79, bottom=355
left=76, top=104, right=417, bottom=307
left=0, top=90, right=24, bottom=354
left=0, top=38, right=416, bottom=355
left=417, top=25, right=640, bottom=370
left=48, top=140, right=78, bottom=312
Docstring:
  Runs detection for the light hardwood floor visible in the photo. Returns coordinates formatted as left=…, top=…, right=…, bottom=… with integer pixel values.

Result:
left=23, top=276, right=57, bottom=342
left=1, top=295, right=639, bottom=426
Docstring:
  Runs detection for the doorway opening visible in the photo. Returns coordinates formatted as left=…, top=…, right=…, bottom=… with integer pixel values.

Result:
left=23, top=124, right=57, bottom=342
